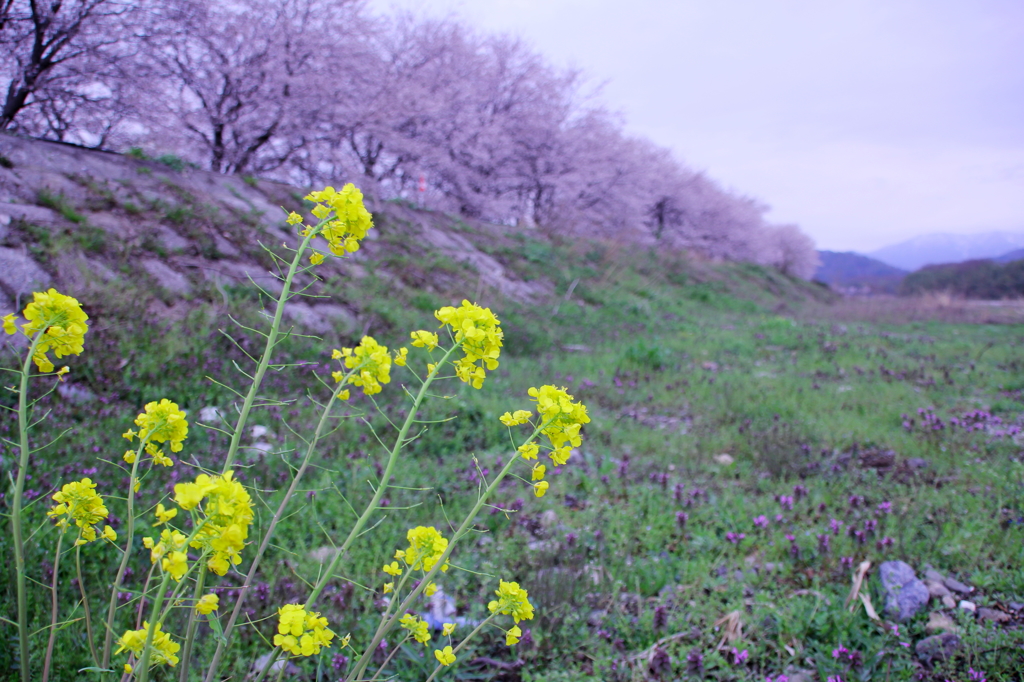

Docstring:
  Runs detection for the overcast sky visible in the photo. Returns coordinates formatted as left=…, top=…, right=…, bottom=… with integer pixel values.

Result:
left=367, top=0, right=1024, bottom=252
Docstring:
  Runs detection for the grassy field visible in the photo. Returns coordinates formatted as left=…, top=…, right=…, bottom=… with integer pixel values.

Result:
left=2, top=226, right=1023, bottom=682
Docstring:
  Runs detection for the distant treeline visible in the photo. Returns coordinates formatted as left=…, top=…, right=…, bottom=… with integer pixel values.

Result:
left=901, top=259, right=1024, bottom=299
left=0, top=0, right=819, bottom=277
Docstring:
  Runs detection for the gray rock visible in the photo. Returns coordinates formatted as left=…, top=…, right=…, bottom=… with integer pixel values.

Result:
left=56, top=383, right=97, bottom=404
left=942, top=595, right=957, bottom=609
left=977, top=608, right=1010, bottom=624
left=944, top=577, right=973, bottom=594
left=0, top=246, right=52, bottom=298
left=925, top=579, right=951, bottom=599
left=880, top=561, right=930, bottom=621
left=782, top=666, right=816, bottom=682
left=140, top=258, right=191, bottom=295
left=959, top=600, right=976, bottom=613
left=905, top=457, right=931, bottom=470
left=915, top=633, right=960, bottom=663
left=924, top=566, right=946, bottom=583
left=925, top=611, right=958, bottom=633
left=1009, top=602, right=1024, bottom=611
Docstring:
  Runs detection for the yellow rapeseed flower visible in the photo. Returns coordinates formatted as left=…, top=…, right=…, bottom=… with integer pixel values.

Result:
left=410, top=330, right=439, bottom=351
left=506, top=625, right=522, bottom=646
left=435, top=301, right=502, bottom=389
left=533, top=481, right=549, bottom=498
left=309, top=252, right=325, bottom=265
left=531, top=464, right=546, bottom=481
left=48, top=478, right=109, bottom=544
left=304, top=184, right=374, bottom=256
left=424, top=581, right=438, bottom=597
left=500, top=410, right=532, bottom=426
left=434, top=645, right=456, bottom=665
left=134, top=399, right=188, bottom=454
left=116, top=621, right=180, bottom=667
left=154, top=503, right=177, bottom=526
left=487, top=580, right=535, bottom=623
left=399, top=613, right=430, bottom=644
left=101, top=525, right=117, bottom=542
left=273, top=604, right=335, bottom=656
left=196, top=593, right=219, bottom=615
left=383, top=582, right=393, bottom=594
left=403, top=526, right=449, bottom=572
left=442, top=622, right=456, bottom=636
left=19, top=289, right=89, bottom=372
left=2, top=313, right=16, bottom=335
left=149, top=529, right=189, bottom=581
left=518, top=443, right=539, bottom=460
left=382, top=561, right=402, bottom=576
left=337, top=336, right=393, bottom=396
left=527, top=385, right=590, bottom=465
left=173, top=471, right=253, bottom=576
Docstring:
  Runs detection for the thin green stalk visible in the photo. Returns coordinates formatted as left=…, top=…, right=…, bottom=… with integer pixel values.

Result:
left=75, top=545, right=99, bottom=667
left=347, top=425, right=542, bottom=682
left=245, top=345, right=461, bottom=682
left=12, top=332, right=45, bottom=682
left=367, top=633, right=412, bottom=682
left=177, top=565, right=207, bottom=682
left=423, top=614, right=498, bottom=682
left=202, top=373, right=359, bottom=682
left=135, top=571, right=173, bottom=682
left=219, top=231, right=315, bottom=474
left=101, top=438, right=148, bottom=668
left=41, top=532, right=65, bottom=682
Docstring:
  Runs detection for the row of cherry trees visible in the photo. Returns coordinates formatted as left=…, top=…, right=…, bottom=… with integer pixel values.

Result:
left=0, top=0, right=819, bottom=277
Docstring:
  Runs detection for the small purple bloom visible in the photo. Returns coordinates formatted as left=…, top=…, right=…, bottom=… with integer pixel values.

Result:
left=753, top=514, right=768, bottom=529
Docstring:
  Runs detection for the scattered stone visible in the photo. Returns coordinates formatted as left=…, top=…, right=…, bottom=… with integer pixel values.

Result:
left=925, top=579, right=951, bottom=600
left=859, top=447, right=896, bottom=470
left=782, top=666, right=816, bottom=682
left=587, top=609, right=607, bottom=627
left=248, top=652, right=299, bottom=679
left=141, top=258, right=192, bottom=295
left=977, top=608, right=1011, bottom=624
left=308, top=546, right=340, bottom=563
left=1009, top=602, right=1024, bottom=611
left=713, top=453, right=734, bottom=466
left=905, top=457, right=931, bottom=470
left=879, top=561, right=930, bottom=622
left=539, top=509, right=559, bottom=529
left=923, top=566, right=946, bottom=583
left=56, top=383, right=97, bottom=404
left=925, top=612, right=958, bottom=634
left=0, top=246, right=52, bottom=297
left=198, top=406, right=223, bottom=423
left=944, top=577, right=973, bottom=594
left=915, top=633, right=960, bottom=664
left=942, top=595, right=957, bottom=609
left=959, top=600, right=976, bottom=614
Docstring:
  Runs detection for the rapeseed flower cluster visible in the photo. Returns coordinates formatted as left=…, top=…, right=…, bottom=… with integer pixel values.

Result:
left=3, top=288, right=89, bottom=372
left=332, top=336, right=405, bottom=396
left=145, top=529, right=189, bottom=581
left=528, top=385, right=590, bottom=466
left=196, top=593, right=219, bottom=615
left=273, top=604, right=335, bottom=656
left=302, top=183, right=374, bottom=256
left=435, top=301, right=502, bottom=388
left=401, top=526, right=450, bottom=572
left=173, top=471, right=254, bottom=575
left=125, top=399, right=188, bottom=463
left=487, top=580, right=535, bottom=624
left=116, top=621, right=180, bottom=667
left=47, top=478, right=114, bottom=545
left=399, top=613, right=431, bottom=644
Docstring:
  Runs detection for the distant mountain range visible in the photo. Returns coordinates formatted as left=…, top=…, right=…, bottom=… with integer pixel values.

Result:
left=867, top=231, right=1024, bottom=271
left=814, top=251, right=907, bottom=293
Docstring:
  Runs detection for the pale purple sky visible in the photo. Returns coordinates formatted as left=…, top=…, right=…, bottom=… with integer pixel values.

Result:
left=368, top=0, right=1024, bottom=252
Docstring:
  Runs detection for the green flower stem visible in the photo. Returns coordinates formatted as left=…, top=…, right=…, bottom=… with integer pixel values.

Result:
left=135, top=571, right=173, bottom=682
left=75, top=544, right=99, bottom=667
left=101, top=438, right=149, bottom=668
left=11, top=331, right=45, bottom=682
left=423, top=614, right=498, bottom=682
left=40, top=531, right=65, bottom=682
left=219, top=230, right=315, bottom=474
left=202, top=372, right=360, bottom=682
left=347, top=426, right=544, bottom=682
left=247, top=344, right=462, bottom=682
left=177, top=564, right=207, bottom=682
